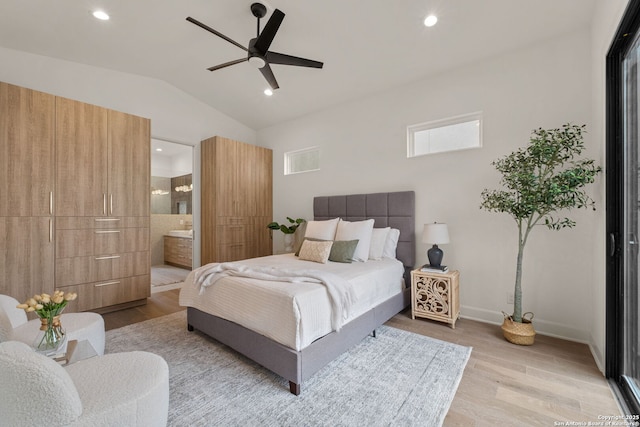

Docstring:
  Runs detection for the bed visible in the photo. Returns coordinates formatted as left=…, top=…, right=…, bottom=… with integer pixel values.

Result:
left=179, top=191, right=415, bottom=395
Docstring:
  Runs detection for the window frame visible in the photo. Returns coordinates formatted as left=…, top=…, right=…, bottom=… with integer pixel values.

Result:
left=407, top=111, right=483, bottom=158
left=284, top=146, right=320, bottom=175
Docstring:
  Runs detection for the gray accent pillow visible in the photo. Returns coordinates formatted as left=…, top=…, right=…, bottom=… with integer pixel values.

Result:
left=295, top=238, right=359, bottom=263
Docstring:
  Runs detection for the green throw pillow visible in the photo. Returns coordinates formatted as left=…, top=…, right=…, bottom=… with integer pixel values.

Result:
left=328, top=240, right=359, bottom=263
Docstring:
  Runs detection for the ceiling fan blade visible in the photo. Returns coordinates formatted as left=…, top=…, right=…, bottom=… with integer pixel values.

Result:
left=186, top=17, right=248, bottom=52
left=207, top=58, right=248, bottom=71
left=266, top=51, right=323, bottom=69
left=253, top=9, right=285, bottom=54
left=259, top=63, right=280, bottom=90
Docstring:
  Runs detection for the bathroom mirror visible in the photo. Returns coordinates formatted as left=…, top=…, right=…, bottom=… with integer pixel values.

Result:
left=151, top=139, right=193, bottom=214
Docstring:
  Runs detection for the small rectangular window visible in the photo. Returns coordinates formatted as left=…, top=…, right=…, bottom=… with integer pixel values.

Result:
left=407, top=112, right=482, bottom=157
left=284, top=147, right=320, bottom=175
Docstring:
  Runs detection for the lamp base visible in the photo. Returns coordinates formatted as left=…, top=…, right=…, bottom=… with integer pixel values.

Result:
left=427, top=244, right=444, bottom=268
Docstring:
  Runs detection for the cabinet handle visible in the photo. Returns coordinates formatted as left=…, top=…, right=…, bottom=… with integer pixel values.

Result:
left=95, top=218, right=120, bottom=222
left=95, top=255, right=121, bottom=260
left=110, top=194, right=113, bottom=215
left=49, top=192, right=53, bottom=215
left=103, top=194, right=107, bottom=215
left=49, top=219, right=53, bottom=242
left=94, top=281, right=120, bottom=287
left=94, top=230, right=120, bottom=234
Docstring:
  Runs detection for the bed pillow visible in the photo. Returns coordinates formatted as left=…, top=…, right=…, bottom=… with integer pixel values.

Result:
left=298, top=239, right=333, bottom=264
left=292, top=221, right=308, bottom=255
left=369, top=227, right=390, bottom=260
left=382, top=228, right=401, bottom=259
left=329, top=240, right=359, bottom=263
left=334, top=219, right=374, bottom=262
left=304, top=218, right=340, bottom=240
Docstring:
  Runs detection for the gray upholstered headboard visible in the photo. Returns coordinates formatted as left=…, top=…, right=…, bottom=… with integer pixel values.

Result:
left=313, top=191, right=415, bottom=280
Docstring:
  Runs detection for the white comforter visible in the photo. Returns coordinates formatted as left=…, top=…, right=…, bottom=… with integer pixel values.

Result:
left=179, top=254, right=404, bottom=351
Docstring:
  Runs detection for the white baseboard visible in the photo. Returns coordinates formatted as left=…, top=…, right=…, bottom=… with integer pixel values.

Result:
left=460, top=305, right=591, bottom=344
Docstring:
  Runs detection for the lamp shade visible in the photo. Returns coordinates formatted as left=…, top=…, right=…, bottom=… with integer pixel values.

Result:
left=422, top=223, right=450, bottom=245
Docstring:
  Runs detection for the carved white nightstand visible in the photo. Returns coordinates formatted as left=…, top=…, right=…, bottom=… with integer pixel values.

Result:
left=410, top=269, right=460, bottom=328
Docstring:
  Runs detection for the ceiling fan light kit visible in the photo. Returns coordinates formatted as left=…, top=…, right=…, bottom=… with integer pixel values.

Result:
left=186, top=2, right=323, bottom=91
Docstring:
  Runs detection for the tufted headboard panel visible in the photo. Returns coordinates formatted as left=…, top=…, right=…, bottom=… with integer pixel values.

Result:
left=313, top=191, right=415, bottom=280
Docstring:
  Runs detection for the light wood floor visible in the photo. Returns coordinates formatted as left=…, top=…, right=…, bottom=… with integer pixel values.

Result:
left=103, top=290, right=621, bottom=426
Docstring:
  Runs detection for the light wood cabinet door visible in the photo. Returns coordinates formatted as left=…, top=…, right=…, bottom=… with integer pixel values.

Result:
left=0, top=217, right=54, bottom=303
left=242, top=144, right=273, bottom=217
left=55, top=97, right=108, bottom=217
left=60, top=275, right=150, bottom=312
left=108, top=110, right=150, bottom=217
left=215, top=136, right=240, bottom=216
left=0, top=83, right=55, bottom=217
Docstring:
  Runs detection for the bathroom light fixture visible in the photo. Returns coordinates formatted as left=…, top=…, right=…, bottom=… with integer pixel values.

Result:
left=92, top=10, right=110, bottom=21
left=175, top=184, right=193, bottom=193
left=423, top=15, right=438, bottom=27
left=264, top=89, right=273, bottom=96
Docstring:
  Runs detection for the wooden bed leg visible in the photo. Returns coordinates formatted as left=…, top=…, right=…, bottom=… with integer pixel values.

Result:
left=289, top=381, right=301, bottom=395
left=187, top=324, right=194, bottom=332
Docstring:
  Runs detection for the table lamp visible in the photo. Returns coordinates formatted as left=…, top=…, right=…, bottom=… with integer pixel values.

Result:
left=422, top=222, right=450, bottom=269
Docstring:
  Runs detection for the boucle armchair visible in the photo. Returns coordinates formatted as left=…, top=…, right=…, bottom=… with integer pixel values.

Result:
left=0, top=294, right=105, bottom=355
left=0, top=341, right=169, bottom=427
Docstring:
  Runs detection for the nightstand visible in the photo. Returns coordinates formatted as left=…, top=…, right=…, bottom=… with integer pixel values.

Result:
left=410, top=269, right=460, bottom=328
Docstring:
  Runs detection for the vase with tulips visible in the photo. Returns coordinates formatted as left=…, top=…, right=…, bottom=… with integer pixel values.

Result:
left=17, top=290, right=78, bottom=354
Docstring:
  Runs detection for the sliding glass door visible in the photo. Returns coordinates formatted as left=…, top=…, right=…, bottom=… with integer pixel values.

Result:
left=607, top=0, right=640, bottom=415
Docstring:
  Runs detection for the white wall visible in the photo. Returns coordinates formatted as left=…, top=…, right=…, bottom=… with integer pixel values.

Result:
left=0, top=45, right=258, bottom=267
left=259, top=28, right=600, bottom=343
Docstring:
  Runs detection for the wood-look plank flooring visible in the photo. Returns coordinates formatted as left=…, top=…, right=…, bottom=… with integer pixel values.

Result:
left=103, top=290, right=621, bottom=426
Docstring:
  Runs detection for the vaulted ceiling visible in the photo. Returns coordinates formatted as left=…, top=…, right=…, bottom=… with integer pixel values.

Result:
left=0, top=0, right=595, bottom=130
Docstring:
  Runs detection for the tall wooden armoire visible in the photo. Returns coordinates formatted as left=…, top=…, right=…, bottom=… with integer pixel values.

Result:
left=200, top=136, right=273, bottom=264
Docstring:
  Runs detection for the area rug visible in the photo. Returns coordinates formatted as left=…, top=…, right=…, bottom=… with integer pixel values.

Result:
left=151, top=265, right=189, bottom=289
left=106, top=311, right=471, bottom=426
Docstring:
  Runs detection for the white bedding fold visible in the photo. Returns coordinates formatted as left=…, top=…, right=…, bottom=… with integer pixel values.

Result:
left=190, top=262, right=355, bottom=330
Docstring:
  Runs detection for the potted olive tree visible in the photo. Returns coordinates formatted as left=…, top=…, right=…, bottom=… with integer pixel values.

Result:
left=480, top=124, right=601, bottom=345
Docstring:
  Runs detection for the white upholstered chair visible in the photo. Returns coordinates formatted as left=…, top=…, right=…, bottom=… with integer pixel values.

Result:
left=0, top=294, right=106, bottom=355
left=0, top=341, right=170, bottom=427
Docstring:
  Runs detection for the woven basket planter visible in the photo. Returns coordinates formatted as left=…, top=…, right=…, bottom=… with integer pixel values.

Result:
left=501, top=312, right=535, bottom=345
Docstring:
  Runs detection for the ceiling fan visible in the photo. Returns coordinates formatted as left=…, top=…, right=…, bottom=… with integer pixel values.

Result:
left=186, top=2, right=323, bottom=90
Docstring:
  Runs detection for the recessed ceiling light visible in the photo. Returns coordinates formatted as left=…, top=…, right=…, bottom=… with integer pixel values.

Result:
left=424, top=15, right=438, bottom=27
left=155, top=148, right=163, bottom=152
left=92, top=10, right=110, bottom=21
left=264, top=89, right=273, bottom=96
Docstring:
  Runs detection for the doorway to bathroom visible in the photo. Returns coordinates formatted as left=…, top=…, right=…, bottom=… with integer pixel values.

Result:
left=150, top=138, right=194, bottom=293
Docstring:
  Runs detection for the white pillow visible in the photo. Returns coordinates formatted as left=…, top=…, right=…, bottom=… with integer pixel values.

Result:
left=298, top=240, right=333, bottom=264
left=335, top=219, right=374, bottom=262
left=382, top=228, right=400, bottom=259
left=369, top=227, right=390, bottom=260
left=304, top=218, right=340, bottom=240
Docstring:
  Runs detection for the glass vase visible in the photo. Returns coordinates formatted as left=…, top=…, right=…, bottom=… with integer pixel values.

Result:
left=33, top=315, right=66, bottom=354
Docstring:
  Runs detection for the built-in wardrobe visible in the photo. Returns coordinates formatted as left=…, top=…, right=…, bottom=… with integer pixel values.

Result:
left=0, top=82, right=150, bottom=312
left=200, top=136, right=273, bottom=264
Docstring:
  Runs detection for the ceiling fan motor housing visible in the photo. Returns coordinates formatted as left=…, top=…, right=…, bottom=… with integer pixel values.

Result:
left=251, top=3, right=267, bottom=19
